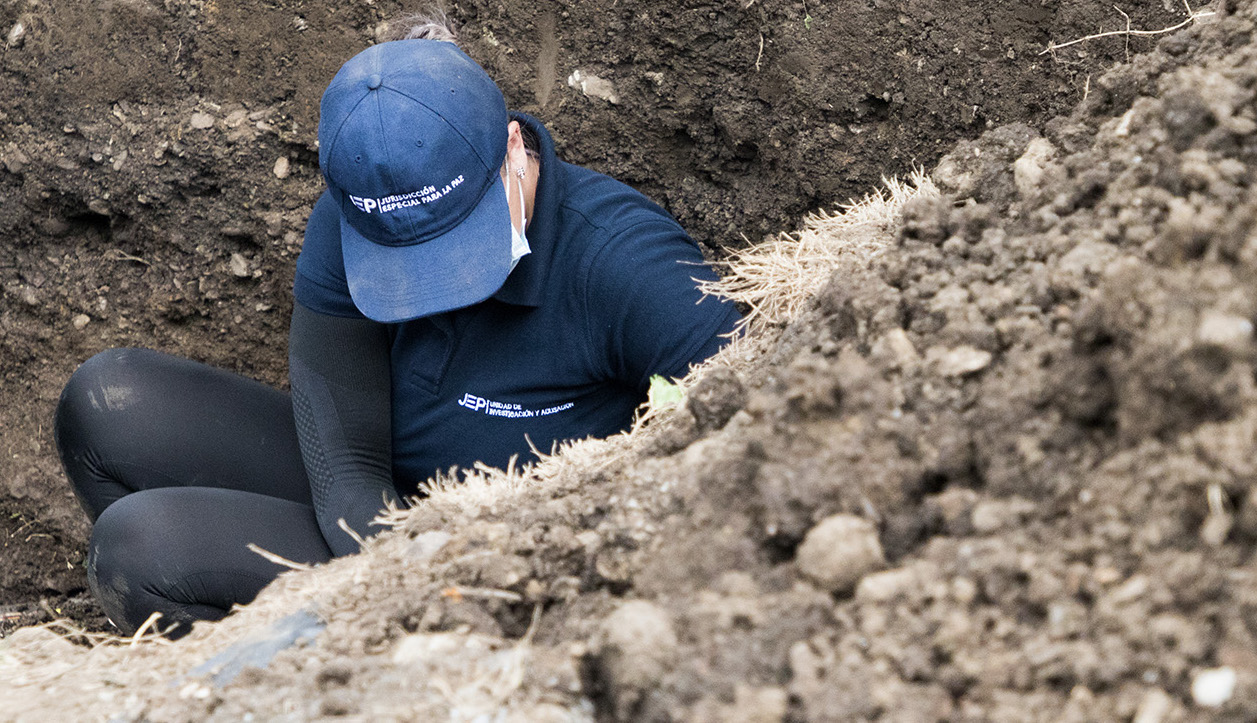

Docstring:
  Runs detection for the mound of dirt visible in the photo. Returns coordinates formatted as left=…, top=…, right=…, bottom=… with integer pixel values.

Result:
left=5, top=0, right=1256, bottom=720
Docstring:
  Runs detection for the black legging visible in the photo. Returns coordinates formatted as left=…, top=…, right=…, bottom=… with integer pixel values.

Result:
left=54, top=348, right=333, bottom=637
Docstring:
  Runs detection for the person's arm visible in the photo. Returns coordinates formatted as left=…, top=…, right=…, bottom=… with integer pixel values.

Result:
left=288, top=301, right=400, bottom=556
left=585, top=221, right=742, bottom=392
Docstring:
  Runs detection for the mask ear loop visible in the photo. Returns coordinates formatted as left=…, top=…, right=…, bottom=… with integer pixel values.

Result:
left=514, top=166, right=527, bottom=229
left=507, top=163, right=532, bottom=273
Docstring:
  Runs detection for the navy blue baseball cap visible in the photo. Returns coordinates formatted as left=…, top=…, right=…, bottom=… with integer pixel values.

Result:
left=318, top=39, right=512, bottom=323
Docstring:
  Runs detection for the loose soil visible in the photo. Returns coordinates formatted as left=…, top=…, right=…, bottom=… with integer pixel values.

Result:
left=5, top=0, right=1254, bottom=721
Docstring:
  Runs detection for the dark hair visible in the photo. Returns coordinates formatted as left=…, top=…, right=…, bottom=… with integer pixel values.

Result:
left=520, top=124, right=541, bottom=158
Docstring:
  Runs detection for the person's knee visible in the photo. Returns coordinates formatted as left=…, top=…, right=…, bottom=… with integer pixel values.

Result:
left=87, top=490, right=183, bottom=634
left=56, top=348, right=157, bottom=520
left=88, top=496, right=144, bottom=634
left=55, top=348, right=149, bottom=449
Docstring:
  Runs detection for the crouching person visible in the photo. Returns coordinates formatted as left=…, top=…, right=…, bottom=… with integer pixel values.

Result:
left=54, top=20, right=739, bottom=638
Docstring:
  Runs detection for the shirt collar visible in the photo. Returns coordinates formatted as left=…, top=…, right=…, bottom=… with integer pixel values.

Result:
left=491, top=112, right=563, bottom=308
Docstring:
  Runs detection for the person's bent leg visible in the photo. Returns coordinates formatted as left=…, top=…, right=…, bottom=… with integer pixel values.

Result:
left=55, top=347, right=311, bottom=521
left=88, top=487, right=332, bottom=638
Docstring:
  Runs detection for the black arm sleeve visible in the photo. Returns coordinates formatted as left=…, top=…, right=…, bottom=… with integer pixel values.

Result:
left=288, top=301, right=400, bottom=557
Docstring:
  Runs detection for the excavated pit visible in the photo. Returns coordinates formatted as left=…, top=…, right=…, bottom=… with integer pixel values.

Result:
left=8, top=2, right=1254, bottom=721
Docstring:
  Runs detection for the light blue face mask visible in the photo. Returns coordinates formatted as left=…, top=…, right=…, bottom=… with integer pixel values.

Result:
left=508, top=169, right=531, bottom=274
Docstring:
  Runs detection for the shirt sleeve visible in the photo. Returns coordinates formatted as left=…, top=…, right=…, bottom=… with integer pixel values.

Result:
left=294, top=190, right=366, bottom=319
left=583, top=220, right=742, bottom=392
left=288, top=301, right=400, bottom=556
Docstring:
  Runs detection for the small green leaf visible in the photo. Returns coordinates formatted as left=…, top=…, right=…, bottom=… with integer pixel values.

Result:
left=804, top=13, right=813, bottom=29
left=648, top=375, right=684, bottom=410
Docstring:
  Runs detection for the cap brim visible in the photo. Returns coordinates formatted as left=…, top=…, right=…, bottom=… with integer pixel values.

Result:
left=342, top=176, right=513, bottom=323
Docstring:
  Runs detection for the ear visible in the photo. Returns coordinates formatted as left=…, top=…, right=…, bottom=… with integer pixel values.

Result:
left=505, top=120, right=528, bottom=173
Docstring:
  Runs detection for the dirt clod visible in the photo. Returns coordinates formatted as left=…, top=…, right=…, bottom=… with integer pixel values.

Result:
left=685, top=366, right=746, bottom=432
left=6, top=21, right=25, bottom=49
left=1192, top=666, right=1238, bottom=708
left=589, top=600, right=679, bottom=718
left=795, top=514, right=885, bottom=594
left=189, top=112, right=215, bottom=130
left=928, top=344, right=994, bottom=377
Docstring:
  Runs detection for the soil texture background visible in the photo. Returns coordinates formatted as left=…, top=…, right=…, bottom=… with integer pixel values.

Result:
left=4, top=0, right=1255, bottom=721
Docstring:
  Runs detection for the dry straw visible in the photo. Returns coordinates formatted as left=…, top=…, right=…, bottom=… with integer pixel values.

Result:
left=701, top=168, right=937, bottom=331
left=375, top=434, right=624, bottom=528
left=247, top=543, right=313, bottom=572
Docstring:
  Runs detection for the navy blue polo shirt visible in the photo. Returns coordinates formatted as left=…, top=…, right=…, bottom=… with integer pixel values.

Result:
left=294, top=114, right=740, bottom=490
